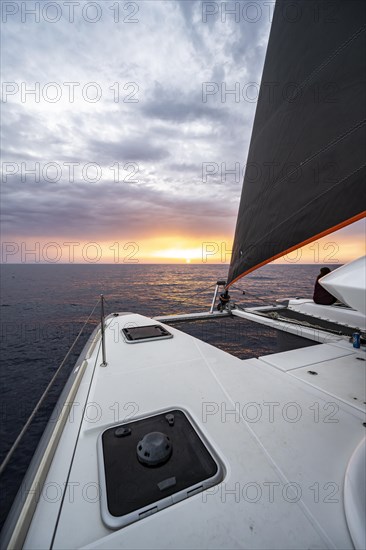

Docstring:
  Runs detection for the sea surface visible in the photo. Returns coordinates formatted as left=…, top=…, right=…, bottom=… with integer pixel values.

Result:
left=0, top=263, right=323, bottom=528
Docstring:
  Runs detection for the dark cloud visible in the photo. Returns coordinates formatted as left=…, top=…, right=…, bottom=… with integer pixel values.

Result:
left=141, top=83, right=230, bottom=123
left=175, top=0, right=207, bottom=51
left=1, top=176, right=237, bottom=241
left=87, top=138, right=170, bottom=162
left=1, top=0, right=272, bottom=250
left=168, top=162, right=199, bottom=173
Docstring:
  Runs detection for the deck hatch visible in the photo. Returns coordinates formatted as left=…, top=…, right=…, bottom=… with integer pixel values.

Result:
left=98, top=409, right=223, bottom=529
left=122, top=324, right=173, bottom=343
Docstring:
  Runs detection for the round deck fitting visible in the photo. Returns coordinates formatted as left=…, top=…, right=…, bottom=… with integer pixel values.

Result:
left=137, top=431, right=172, bottom=466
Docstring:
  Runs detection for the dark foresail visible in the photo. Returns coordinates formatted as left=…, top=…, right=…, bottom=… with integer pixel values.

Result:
left=227, top=0, right=366, bottom=286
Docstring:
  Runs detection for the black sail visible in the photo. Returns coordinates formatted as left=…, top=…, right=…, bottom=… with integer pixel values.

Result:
left=227, top=0, right=366, bottom=286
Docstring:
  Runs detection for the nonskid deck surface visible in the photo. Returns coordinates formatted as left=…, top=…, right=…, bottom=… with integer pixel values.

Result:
left=21, top=313, right=365, bottom=550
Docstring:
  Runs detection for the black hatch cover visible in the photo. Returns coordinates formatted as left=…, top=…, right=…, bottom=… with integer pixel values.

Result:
left=99, top=409, right=223, bottom=528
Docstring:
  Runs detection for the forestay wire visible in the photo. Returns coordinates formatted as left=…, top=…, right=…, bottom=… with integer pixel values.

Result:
left=0, top=298, right=101, bottom=477
left=229, top=284, right=279, bottom=307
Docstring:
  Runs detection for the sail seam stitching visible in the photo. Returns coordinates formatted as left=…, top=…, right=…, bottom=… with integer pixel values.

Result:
left=287, top=25, right=366, bottom=101
left=250, top=163, right=366, bottom=248
left=266, top=119, right=365, bottom=194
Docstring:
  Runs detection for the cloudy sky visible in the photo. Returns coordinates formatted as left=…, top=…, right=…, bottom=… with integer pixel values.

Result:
left=1, top=0, right=364, bottom=264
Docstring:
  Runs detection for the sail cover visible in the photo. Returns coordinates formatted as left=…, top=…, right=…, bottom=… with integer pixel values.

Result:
left=227, top=0, right=366, bottom=286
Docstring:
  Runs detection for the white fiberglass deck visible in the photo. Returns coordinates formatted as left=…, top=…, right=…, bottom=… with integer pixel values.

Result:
left=23, top=313, right=365, bottom=550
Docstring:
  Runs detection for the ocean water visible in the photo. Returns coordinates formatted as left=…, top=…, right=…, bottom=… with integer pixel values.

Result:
left=0, top=263, right=323, bottom=527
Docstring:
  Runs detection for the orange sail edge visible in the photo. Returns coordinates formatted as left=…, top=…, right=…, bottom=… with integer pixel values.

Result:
left=226, top=210, right=366, bottom=289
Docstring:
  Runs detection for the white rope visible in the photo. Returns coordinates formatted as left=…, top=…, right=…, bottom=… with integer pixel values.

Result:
left=0, top=298, right=101, bottom=476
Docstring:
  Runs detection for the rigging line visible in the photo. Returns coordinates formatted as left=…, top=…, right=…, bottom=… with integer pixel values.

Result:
left=161, top=283, right=217, bottom=300
left=231, top=283, right=277, bottom=296
left=234, top=307, right=347, bottom=337
left=189, top=283, right=217, bottom=299
left=263, top=312, right=345, bottom=336
left=163, top=283, right=218, bottom=302
left=50, top=340, right=102, bottom=550
left=230, top=284, right=279, bottom=305
left=0, top=299, right=101, bottom=477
